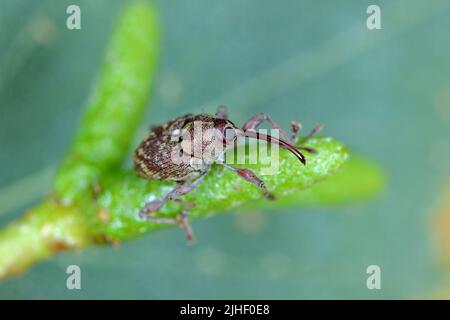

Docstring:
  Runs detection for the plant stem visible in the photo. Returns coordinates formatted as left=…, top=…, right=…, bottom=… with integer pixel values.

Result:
left=54, top=1, right=160, bottom=205
left=0, top=201, right=91, bottom=279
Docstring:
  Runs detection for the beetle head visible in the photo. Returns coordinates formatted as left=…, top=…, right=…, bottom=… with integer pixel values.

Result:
left=176, top=116, right=306, bottom=166
left=213, top=118, right=306, bottom=165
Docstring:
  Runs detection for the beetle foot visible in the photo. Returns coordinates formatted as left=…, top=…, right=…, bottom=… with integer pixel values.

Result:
left=264, top=191, right=277, bottom=201
left=175, top=214, right=196, bottom=244
left=174, top=199, right=196, bottom=244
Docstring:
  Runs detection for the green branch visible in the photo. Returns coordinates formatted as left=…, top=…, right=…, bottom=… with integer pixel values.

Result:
left=0, top=1, right=385, bottom=281
left=54, top=1, right=160, bottom=206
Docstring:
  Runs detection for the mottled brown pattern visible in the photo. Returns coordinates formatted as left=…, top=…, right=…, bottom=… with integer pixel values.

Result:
left=134, top=113, right=220, bottom=181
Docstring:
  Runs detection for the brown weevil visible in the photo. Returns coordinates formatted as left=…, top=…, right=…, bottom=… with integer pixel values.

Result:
left=134, top=106, right=321, bottom=242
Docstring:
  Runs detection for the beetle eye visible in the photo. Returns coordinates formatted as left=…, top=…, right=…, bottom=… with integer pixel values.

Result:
left=224, top=127, right=237, bottom=141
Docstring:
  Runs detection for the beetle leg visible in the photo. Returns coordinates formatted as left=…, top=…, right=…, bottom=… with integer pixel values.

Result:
left=142, top=200, right=196, bottom=243
left=140, top=172, right=207, bottom=216
left=242, top=113, right=292, bottom=143
left=215, top=105, right=228, bottom=120
left=296, top=123, right=324, bottom=149
left=175, top=200, right=196, bottom=243
left=139, top=172, right=208, bottom=242
left=291, top=123, right=323, bottom=155
left=290, top=120, right=302, bottom=142
left=219, top=163, right=276, bottom=200
left=290, top=121, right=323, bottom=154
left=242, top=113, right=320, bottom=154
left=140, top=216, right=178, bottom=225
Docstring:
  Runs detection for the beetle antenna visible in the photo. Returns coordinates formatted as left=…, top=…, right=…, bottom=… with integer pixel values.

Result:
left=242, top=130, right=306, bottom=165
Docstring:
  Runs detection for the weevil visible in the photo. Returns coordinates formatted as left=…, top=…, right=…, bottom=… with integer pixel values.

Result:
left=134, top=106, right=322, bottom=242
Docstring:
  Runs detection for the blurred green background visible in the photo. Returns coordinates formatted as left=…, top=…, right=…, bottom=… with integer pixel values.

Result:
left=1, top=0, right=450, bottom=299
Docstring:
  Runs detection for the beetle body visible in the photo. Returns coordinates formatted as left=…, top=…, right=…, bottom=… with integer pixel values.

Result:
left=133, top=106, right=319, bottom=242
left=134, top=113, right=237, bottom=181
